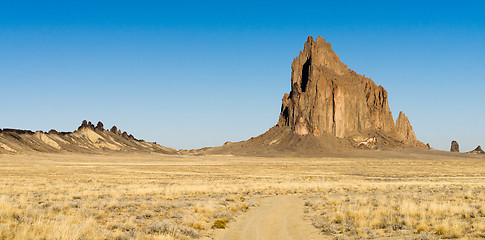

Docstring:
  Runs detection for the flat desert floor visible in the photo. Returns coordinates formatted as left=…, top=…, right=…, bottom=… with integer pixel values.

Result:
left=1, top=151, right=484, bottom=239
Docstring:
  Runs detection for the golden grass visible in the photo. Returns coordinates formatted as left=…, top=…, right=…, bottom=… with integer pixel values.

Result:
left=0, top=152, right=484, bottom=239
left=304, top=184, right=485, bottom=239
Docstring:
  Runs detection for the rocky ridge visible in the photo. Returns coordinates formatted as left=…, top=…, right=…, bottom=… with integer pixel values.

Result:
left=0, top=121, right=175, bottom=154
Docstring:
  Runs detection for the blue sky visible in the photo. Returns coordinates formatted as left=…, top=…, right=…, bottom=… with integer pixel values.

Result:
left=0, top=1, right=484, bottom=151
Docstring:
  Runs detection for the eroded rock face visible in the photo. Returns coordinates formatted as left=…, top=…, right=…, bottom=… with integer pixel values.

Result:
left=277, top=36, right=423, bottom=147
left=450, top=141, right=460, bottom=152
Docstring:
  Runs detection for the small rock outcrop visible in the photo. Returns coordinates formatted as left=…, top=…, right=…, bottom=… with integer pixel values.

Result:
left=78, top=120, right=89, bottom=130
left=121, top=131, right=129, bottom=139
left=450, top=141, right=460, bottom=152
left=78, top=120, right=95, bottom=130
left=95, top=121, right=104, bottom=131
left=469, top=146, right=484, bottom=154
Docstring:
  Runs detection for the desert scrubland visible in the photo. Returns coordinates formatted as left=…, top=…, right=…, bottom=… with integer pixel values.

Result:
left=0, top=151, right=484, bottom=239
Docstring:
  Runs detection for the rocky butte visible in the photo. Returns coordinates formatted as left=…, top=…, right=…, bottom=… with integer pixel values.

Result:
left=197, top=36, right=427, bottom=156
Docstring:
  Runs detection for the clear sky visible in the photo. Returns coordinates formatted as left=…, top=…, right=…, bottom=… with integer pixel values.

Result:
left=1, top=1, right=484, bottom=151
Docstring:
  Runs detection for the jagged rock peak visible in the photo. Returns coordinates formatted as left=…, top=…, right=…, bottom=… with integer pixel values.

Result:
left=450, top=141, right=460, bottom=152
left=79, top=120, right=88, bottom=129
left=121, top=131, right=129, bottom=139
left=110, top=126, right=118, bottom=134
left=78, top=120, right=94, bottom=130
left=295, top=36, right=349, bottom=80
left=396, top=112, right=418, bottom=144
left=78, top=120, right=107, bottom=131
left=95, top=121, right=104, bottom=131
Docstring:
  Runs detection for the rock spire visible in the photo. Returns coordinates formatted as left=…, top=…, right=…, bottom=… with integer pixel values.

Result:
left=450, top=141, right=459, bottom=152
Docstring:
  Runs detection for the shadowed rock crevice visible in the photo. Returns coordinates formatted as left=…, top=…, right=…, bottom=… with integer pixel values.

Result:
left=301, top=57, right=311, bottom=92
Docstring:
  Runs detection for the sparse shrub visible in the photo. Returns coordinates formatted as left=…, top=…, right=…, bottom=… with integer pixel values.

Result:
left=137, top=210, right=154, bottom=219
left=70, top=201, right=81, bottom=208
left=171, top=212, right=184, bottom=219
left=212, top=219, right=227, bottom=229
left=177, top=225, right=199, bottom=238
left=213, top=211, right=232, bottom=219
left=412, top=233, right=438, bottom=240
left=149, top=220, right=174, bottom=234
left=149, top=220, right=198, bottom=238
left=192, top=221, right=205, bottom=230
left=114, top=232, right=131, bottom=240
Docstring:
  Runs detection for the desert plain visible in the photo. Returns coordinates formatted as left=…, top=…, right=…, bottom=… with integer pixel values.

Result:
left=1, top=36, right=484, bottom=240
left=1, top=150, right=484, bottom=240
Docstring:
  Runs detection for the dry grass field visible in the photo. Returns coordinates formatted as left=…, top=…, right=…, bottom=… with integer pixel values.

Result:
left=0, top=151, right=484, bottom=239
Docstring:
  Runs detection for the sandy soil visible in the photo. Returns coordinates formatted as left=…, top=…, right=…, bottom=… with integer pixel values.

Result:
left=216, top=195, right=324, bottom=240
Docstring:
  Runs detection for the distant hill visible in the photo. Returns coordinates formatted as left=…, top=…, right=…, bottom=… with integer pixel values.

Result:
left=0, top=120, right=176, bottom=154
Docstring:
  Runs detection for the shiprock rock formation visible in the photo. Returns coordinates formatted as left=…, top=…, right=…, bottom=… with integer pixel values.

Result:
left=0, top=120, right=175, bottom=154
left=196, top=36, right=426, bottom=156
left=469, top=145, right=484, bottom=154
left=278, top=36, right=426, bottom=148
left=450, top=141, right=460, bottom=152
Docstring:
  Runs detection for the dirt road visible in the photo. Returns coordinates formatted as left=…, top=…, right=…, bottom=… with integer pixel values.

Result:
left=216, top=195, right=324, bottom=240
